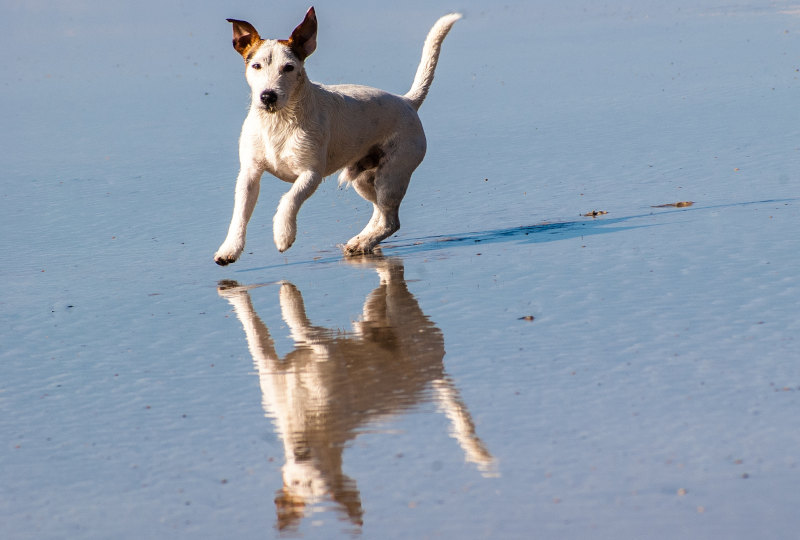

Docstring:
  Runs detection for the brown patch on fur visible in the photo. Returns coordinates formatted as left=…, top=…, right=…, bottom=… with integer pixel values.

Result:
left=356, top=145, right=385, bottom=171
left=340, top=145, right=384, bottom=185
left=227, top=18, right=263, bottom=59
left=228, top=8, right=316, bottom=64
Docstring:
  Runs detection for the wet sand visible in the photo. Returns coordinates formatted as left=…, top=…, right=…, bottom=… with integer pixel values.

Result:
left=2, top=2, right=799, bottom=538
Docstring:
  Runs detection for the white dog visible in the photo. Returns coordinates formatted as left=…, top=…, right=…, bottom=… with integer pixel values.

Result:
left=214, top=7, right=461, bottom=265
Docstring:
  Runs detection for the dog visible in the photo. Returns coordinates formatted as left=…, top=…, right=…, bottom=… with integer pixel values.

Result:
left=214, top=7, right=461, bottom=265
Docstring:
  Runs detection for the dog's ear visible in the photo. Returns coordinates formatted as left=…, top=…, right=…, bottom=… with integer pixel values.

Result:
left=227, top=19, right=261, bottom=58
left=288, top=7, right=317, bottom=60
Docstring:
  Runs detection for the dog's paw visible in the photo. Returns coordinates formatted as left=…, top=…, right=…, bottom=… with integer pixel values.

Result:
left=214, top=243, right=243, bottom=266
left=273, top=218, right=297, bottom=253
left=342, top=238, right=375, bottom=256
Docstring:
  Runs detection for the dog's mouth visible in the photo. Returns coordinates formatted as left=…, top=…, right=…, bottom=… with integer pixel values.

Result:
left=258, top=100, right=288, bottom=114
left=258, top=90, right=281, bottom=113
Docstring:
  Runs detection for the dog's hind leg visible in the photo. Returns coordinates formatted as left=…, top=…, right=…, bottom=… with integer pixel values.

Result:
left=344, top=169, right=411, bottom=255
left=344, top=201, right=401, bottom=255
left=343, top=133, right=425, bottom=255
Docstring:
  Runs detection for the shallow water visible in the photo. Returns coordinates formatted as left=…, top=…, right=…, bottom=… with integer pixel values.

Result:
left=2, top=1, right=800, bottom=538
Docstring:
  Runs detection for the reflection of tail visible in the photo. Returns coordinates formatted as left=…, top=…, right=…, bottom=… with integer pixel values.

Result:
left=433, top=378, right=499, bottom=477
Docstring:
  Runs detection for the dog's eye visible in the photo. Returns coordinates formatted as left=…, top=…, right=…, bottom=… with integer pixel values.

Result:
left=251, top=62, right=262, bottom=70
left=282, top=64, right=295, bottom=73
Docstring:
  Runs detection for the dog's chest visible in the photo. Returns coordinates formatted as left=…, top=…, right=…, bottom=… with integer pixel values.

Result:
left=260, top=126, right=308, bottom=181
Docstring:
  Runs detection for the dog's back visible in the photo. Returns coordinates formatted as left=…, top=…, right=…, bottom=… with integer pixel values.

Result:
left=309, top=83, right=425, bottom=177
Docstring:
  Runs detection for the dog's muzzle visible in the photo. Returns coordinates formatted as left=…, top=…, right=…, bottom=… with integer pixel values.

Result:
left=260, top=90, right=278, bottom=111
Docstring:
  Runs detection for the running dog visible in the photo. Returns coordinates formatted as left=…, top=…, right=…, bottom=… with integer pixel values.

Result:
left=214, top=7, right=461, bottom=265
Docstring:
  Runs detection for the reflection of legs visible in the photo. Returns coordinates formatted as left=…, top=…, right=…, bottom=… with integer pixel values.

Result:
left=279, top=283, right=331, bottom=358
left=279, top=283, right=312, bottom=340
left=217, top=280, right=281, bottom=369
left=344, top=255, right=400, bottom=338
left=345, top=257, right=496, bottom=476
left=217, top=281, right=261, bottom=320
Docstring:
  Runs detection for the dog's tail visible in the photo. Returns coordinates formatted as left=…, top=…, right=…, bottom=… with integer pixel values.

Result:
left=405, top=13, right=462, bottom=111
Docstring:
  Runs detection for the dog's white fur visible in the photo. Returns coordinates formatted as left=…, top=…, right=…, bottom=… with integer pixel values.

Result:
left=214, top=7, right=461, bottom=265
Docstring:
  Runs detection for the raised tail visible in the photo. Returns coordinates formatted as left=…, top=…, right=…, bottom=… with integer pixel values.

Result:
left=405, top=13, right=462, bottom=110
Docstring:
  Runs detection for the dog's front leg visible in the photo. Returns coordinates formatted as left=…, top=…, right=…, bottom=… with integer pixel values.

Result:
left=214, top=167, right=263, bottom=265
left=273, top=170, right=322, bottom=252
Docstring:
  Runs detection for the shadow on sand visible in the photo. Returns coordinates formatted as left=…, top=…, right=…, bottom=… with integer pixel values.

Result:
left=235, top=198, right=795, bottom=272
left=383, top=198, right=796, bottom=256
left=382, top=216, right=644, bottom=255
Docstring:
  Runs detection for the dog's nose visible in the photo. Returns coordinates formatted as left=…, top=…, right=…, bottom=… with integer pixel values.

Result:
left=260, top=90, right=278, bottom=106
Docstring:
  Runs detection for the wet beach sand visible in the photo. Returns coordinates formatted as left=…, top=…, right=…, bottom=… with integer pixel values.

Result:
left=2, top=1, right=799, bottom=538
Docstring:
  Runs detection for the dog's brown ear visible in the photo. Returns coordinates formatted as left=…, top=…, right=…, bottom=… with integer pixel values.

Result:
left=227, top=19, right=261, bottom=58
left=288, top=7, right=317, bottom=60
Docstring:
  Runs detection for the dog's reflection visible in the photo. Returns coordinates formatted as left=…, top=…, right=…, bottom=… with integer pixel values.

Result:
left=218, top=256, right=495, bottom=530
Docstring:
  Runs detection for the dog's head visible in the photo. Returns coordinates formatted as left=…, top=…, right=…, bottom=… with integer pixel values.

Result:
left=227, top=7, right=317, bottom=113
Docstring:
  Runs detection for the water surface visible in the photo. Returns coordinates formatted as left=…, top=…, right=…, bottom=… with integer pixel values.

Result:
left=2, top=1, right=799, bottom=538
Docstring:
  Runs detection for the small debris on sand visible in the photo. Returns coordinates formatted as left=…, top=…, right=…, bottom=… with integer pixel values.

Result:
left=583, top=210, right=608, bottom=217
left=651, top=201, right=694, bottom=208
